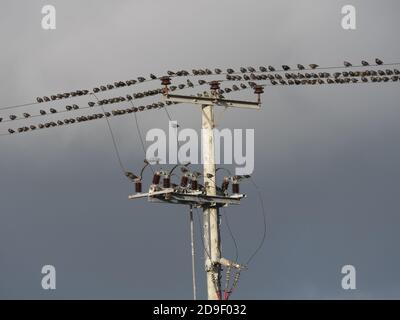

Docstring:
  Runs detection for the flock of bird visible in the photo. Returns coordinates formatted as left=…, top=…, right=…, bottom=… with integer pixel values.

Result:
left=1, top=58, right=398, bottom=136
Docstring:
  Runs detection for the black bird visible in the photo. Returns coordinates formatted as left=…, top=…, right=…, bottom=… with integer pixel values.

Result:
left=178, top=84, right=185, bottom=89
left=137, top=77, right=146, bottom=82
left=37, top=97, right=44, bottom=103
left=226, top=68, right=235, bottom=74
left=40, top=110, right=46, bottom=115
left=214, top=68, right=222, bottom=74
left=240, top=67, right=247, bottom=73
left=248, top=67, right=256, bottom=73
left=8, top=129, right=14, bottom=134
left=0, top=118, right=2, bottom=122
left=66, top=105, right=72, bottom=111
left=51, top=95, right=57, bottom=101
left=30, top=125, right=36, bottom=130
left=282, top=65, right=290, bottom=71
left=50, top=108, right=57, bottom=114
left=309, top=64, right=319, bottom=69
left=186, top=80, right=194, bottom=87
left=167, top=70, right=175, bottom=76
left=198, top=80, right=206, bottom=85
left=23, top=113, right=30, bottom=118
left=232, top=85, right=239, bottom=91
left=344, top=61, right=352, bottom=67
left=394, top=69, right=400, bottom=75
left=43, top=96, right=50, bottom=102
left=9, top=115, right=17, bottom=120
left=268, top=66, right=275, bottom=72
left=150, top=74, right=157, bottom=80
left=259, top=66, right=267, bottom=72
left=297, top=64, right=305, bottom=70
left=73, top=104, right=79, bottom=110
left=88, top=102, right=96, bottom=107
left=38, top=124, right=44, bottom=129
left=107, top=84, right=114, bottom=90
left=205, top=69, right=212, bottom=75
left=327, top=78, right=334, bottom=84
left=361, top=77, right=368, bottom=82
left=361, top=60, right=369, bottom=66
left=375, top=58, right=383, bottom=65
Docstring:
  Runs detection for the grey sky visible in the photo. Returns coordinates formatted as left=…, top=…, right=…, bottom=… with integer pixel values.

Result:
left=0, top=0, right=400, bottom=299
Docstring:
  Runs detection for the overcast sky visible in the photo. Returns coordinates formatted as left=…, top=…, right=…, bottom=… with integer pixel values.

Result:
left=0, top=0, right=400, bottom=299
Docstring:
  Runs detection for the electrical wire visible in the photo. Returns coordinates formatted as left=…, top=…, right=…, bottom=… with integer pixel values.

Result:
left=1, top=61, right=398, bottom=112
left=245, top=177, right=267, bottom=266
left=93, top=93, right=127, bottom=174
left=222, top=207, right=239, bottom=263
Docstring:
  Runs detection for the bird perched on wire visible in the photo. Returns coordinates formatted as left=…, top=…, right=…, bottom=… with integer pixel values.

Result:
left=259, top=66, right=267, bottom=72
left=23, top=113, right=30, bottom=118
left=344, top=61, right=352, bottom=67
left=214, top=68, right=222, bottom=74
left=240, top=67, right=247, bottom=73
left=36, top=97, right=44, bottom=103
left=282, top=65, right=290, bottom=71
left=361, top=60, right=369, bottom=66
left=150, top=74, right=157, bottom=80
left=9, top=115, right=17, bottom=120
left=375, top=58, right=383, bottom=65
left=309, top=64, right=319, bottom=69
left=268, top=66, right=275, bottom=71
left=8, top=129, right=15, bottom=134
left=297, top=64, right=305, bottom=70
left=50, top=108, right=57, bottom=114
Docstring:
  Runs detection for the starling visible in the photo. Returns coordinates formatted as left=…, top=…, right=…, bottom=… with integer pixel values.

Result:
left=38, top=124, right=44, bottom=129
left=268, top=66, right=275, bottom=72
left=150, top=74, right=157, bottom=80
left=282, top=65, right=290, bottom=71
left=30, top=125, right=36, bottom=130
left=214, top=68, right=222, bottom=74
left=344, top=61, right=352, bottom=67
left=205, top=69, right=212, bottom=75
left=23, top=113, right=30, bottom=118
left=375, top=58, right=383, bottom=65
left=227, top=68, right=235, bottom=74
left=394, top=69, right=400, bottom=75
left=88, top=102, right=96, bottom=107
left=248, top=67, right=256, bottom=73
left=40, top=110, right=46, bottom=115
left=43, top=96, right=50, bottom=102
left=9, top=115, right=17, bottom=120
left=178, top=84, right=185, bottom=89
left=50, top=108, right=57, bottom=114
left=240, top=67, right=247, bottom=73
left=0, top=117, right=2, bottom=122
left=361, top=60, right=369, bottom=66
left=232, top=85, right=239, bottom=91
left=309, top=64, right=319, bottom=69
left=167, top=70, right=175, bottom=76
left=198, top=80, right=206, bottom=85
left=297, top=64, right=305, bottom=70
left=137, top=77, right=146, bottom=82
left=186, top=80, right=194, bottom=87
left=8, top=129, right=15, bottom=134
left=240, top=83, right=247, bottom=89
left=51, top=95, right=57, bottom=101
left=327, top=78, right=334, bottom=84
left=73, top=104, right=79, bottom=110
left=259, top=66, right=267, bottom=72
left=37, top=97, right=44, bottom=103
left=361, top=77, right=368, bottom=82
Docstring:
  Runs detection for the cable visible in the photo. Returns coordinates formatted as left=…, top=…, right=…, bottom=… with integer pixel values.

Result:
left=245, top=177, right=267, bottom=266
left=222, top=207, right=239, bottom=263
left=93, top=93, right=127, bottom=174
left=1, top=61, right=398, bottom=112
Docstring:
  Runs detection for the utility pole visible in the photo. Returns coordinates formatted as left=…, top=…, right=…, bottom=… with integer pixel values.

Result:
left=129, top=79, right=263, bottom=299
left=202, top=102, right=221, bottom=300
